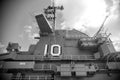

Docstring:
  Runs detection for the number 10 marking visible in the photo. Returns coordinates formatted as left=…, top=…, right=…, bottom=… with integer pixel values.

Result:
left=44, top=44, right=61, bottom=57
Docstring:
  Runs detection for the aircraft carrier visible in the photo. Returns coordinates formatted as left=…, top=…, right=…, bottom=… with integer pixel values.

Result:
left=0, top=1, right=120, bottom=80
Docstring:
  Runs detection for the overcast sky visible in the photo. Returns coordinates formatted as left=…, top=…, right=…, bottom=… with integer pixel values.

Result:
left=0, top=0, right=120, bottom=52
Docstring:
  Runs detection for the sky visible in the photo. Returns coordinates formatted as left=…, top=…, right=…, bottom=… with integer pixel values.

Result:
left=0, top=0, right=120, bottom=53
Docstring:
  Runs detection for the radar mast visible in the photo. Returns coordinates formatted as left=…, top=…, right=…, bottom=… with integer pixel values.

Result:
left=44, top=0, right=64, bottom=32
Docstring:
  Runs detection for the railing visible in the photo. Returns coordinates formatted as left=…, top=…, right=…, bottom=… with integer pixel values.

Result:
left=60, top=55, right=94, bottom=60
left=12, top=75, right=53, bottom=80
left=15, top=55, right=95, bottom=61
left=34, top=55, right=95, bottom=61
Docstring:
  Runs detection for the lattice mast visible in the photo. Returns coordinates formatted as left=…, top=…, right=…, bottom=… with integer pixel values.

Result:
left=44, top=0, right=64, bottom=32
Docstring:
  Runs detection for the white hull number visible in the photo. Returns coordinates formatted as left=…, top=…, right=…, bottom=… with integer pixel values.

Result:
left=44, top=44, right=61, bottom=57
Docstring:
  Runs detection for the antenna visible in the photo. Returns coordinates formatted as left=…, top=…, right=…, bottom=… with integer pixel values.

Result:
left=44, top=0, right=64, bottom=32
left=93, top=13, right=110, bottom=37
left=52, top=0, right=56, bottom=31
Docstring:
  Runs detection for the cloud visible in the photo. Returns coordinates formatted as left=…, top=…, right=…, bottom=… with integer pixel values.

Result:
left=113, top=42, right=120, bottom=51
left=111, top=33, right=120, bottom=51
left=24, top=25, right=33, bottom=33
left=55, top=0, right=120, bottom=36
left=0, top=42, right=5, bottom=48
left=55, top=0, right=108, bottom=31
left=105, top=0, right=120, bottom=22
left=0, top=42, right=7, bottom=53
left=18, top=25, right=39, bottom=51
left=23, top=25, right=39, bottom=39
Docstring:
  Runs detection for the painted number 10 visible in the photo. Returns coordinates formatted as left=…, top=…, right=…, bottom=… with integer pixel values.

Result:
left=44, top=44, right=61, bottom=57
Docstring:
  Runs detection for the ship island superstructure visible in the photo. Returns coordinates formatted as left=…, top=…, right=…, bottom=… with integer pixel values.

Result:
left=0, top=1, right=120, bottom=80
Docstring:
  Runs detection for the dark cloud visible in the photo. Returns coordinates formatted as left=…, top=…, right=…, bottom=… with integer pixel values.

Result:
left=104, top=0, right=113, bottom=7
